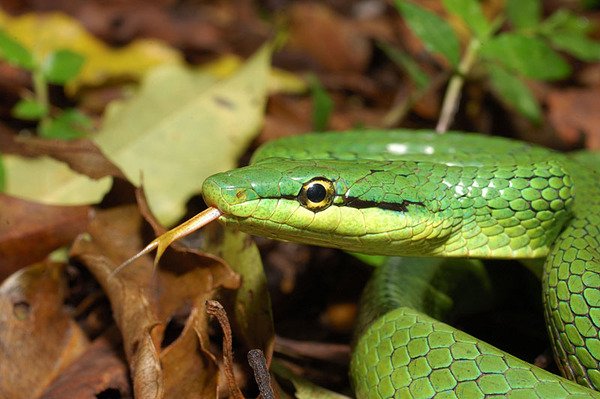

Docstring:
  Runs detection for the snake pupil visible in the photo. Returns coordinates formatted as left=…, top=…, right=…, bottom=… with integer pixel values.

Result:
left=306, top=183, right=327, bottom=203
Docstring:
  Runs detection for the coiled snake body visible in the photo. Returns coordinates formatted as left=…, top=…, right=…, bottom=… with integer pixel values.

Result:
left=201, top=130, right=600, bottom=398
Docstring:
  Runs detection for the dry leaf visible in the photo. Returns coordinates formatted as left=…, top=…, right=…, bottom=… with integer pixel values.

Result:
left=547, top=87, right=600, bottom=149
left=40, top=329, right=131, bottom=399
left=287, top=3, right=371, bottom=73
left=71, top=204, right=240, bottom=399
left=0, top=261, right=89, bottom=399
left=0, top=132, right=125, bottom=180
left=0, top=194, right=91, bottom=279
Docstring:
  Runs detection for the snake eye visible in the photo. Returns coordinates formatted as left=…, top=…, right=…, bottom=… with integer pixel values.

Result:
left=298, top=178, right=335, bottom=212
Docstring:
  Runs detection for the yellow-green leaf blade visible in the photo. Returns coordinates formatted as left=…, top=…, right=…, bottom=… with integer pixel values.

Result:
left=93, top=44, right=272, bottom=224
left=3, top=155, right=112, bottom=205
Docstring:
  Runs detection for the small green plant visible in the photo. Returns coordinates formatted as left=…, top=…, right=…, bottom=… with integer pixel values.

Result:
left=392, top=0, right=600, bottom=129
left=307, top=74, right=334, bottom=131
left=0, top=29, right=91, bottom=140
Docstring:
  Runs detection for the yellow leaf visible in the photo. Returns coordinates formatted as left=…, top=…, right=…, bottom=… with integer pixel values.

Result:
left=3, top=155, right=112, bottom=205
left=93, top=44, right=272, bottom=225
left=0, top=10, right=182, bottom=93
left=269, top=67, right=307, bottom=94
left=199, top=53, right=306, bottom=94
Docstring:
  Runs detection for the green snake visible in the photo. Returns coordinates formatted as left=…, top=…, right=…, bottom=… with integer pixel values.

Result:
left=156, top=130, right=600, bottom=398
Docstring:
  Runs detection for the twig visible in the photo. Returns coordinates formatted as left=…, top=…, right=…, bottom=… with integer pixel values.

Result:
left=206, top=300, right=245, bottom=399
left=436, top=38, right=481, bottom=133
left=248, top=349, right=275, bottom=399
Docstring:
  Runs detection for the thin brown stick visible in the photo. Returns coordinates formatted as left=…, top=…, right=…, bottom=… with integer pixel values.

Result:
left=206, top=300, right=244, bottom=399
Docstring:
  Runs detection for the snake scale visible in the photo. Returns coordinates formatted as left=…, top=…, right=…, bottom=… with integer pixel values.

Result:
left=142, top=130, right=600, bottom=398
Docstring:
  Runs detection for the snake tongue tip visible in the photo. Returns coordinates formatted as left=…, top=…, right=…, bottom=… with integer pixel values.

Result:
left=110, top=240, right=158, bottom=278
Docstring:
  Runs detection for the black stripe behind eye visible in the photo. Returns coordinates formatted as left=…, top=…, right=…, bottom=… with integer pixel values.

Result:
left=269, top=195, right=423, bottom=212
left=340, top=197, right=424, bottom=212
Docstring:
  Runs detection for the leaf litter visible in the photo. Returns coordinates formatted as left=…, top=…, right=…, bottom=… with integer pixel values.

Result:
left=1, top=2, right=600, bottom=398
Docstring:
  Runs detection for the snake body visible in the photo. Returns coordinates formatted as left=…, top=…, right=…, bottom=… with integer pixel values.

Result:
left=201, top=130, right=600, bottom=398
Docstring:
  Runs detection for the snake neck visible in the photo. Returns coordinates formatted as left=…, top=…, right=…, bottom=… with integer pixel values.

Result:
left=435, top=160, right=574, bottom=259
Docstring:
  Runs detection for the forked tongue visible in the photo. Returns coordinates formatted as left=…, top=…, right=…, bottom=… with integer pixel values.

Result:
left=111, top=207, right=222, bottom=276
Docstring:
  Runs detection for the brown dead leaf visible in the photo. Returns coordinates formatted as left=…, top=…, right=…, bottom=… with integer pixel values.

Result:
left=548, top=87, right=600, bottom=149
left=40, top=329, right=131, bottom=399
left=0, top=194, right=91, bottom=281
left=0, top=261, right=89, bottom=399
left=287, top=3, right=371, bottom=73
left=135, top=188, right=241, bottom=397
left=160, top=307, right=219, bottom=399
left=70, top=204, right=240, bottom=399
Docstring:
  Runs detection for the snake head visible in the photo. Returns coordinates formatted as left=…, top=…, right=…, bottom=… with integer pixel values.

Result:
left=201, top=159, right=456, bottom=256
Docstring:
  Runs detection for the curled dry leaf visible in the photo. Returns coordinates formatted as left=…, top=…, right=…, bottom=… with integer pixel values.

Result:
left=0, top=261, right=89, bottom=399
left=70, top=205, right=240, bottom=399
left=0, top=194, right=91, bottom=279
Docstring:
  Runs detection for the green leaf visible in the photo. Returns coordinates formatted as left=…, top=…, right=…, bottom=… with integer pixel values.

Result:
left=42, top=49, right=85, bottom=84
left=506, top=0, right=541, bottom=30
left=487, top=64, right=541, bottom=123
left=0, top=30, right=34, bottom=69
left=349, top=252, right=387, bottom=267
left=442, top=0, right=490, bottom=40
left=539, top=10, right=600, bottom=62
left=201, top=228, right=274, bottom=359
left=549, top=33, right=600, bottom=61
left=394, top=0, right=460, bottom=66
left=271, top=361, right=352, bottom=399
left=379, top=41, right=429, bottom=89
left=540, top=9, right=592, bottom=37
left=481, top=33, right=571, bottom=80
left=308, top=74, right=333, bottom=131
left=11, top=98, right=48, bottom=120
left=93, top=44, right=272, bottom=224
left=39, top=109, right=92, bottom=140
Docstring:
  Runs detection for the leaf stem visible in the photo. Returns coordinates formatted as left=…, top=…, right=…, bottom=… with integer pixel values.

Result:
left=32, top=69, right=50, bottom=125
left=436, top=38, right=481, bottom=133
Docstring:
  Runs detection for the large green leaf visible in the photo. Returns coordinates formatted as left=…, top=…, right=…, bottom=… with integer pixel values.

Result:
left=395, top=0, right=460, bottom=67
left=93, top=44, right=272, bottom=224
left=481, top=33, right=571, bottom=80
